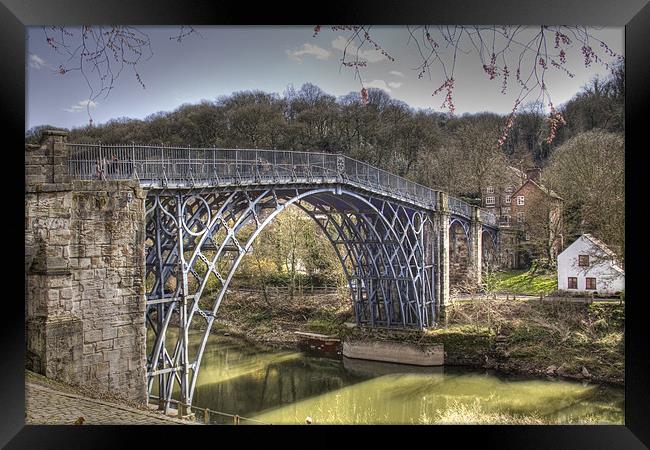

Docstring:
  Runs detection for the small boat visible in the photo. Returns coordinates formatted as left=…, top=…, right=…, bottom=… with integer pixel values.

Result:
left=294, top=331, right=341, bottom=355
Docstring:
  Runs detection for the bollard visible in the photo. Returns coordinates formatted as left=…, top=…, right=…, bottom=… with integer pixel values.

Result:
left=204, top=408, right=210, bottom=425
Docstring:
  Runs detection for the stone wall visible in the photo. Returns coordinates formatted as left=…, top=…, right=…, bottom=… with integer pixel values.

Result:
left=498, top=228, right=522, bottom=269
left=434, top=193, right=450, bottom=308
left=25, top=131, right=148, bottom=403
left=449, top=222, right=470, bottom=288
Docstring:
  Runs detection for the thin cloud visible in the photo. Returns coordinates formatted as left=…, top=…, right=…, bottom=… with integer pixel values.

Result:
left=389, top=70, right=404, bottom=77
left=332, top=36, right=388, bottom=63
left=388, top=81, right=403, bottom=89
left=64, top=99, right=98, bottom=113
left=287, top=43, right=332, bottom=63
left=28, top=53, right=51, bottom=70
left=364, top=79, right=392, bottom=92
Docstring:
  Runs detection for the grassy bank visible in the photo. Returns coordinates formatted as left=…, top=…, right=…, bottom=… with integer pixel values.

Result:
left=210, top=288, right=623, bottom=386
left=416, top=399, right=603, bottom=425
left=347, top=298, right=624, bottom=385
left=491, top=269, right=557, bottom=295
left=210, top=288, right=352, bottom=349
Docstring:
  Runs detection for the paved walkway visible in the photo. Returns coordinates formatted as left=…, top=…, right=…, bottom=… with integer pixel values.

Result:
left=450, top=293, right=538, bottom=301
left=450, top=293, right=622, bottom=303
left=26, top=381, right=192, bottom=425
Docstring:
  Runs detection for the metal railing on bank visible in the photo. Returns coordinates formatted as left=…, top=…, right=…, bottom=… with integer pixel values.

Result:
left=67, top=143, right=483, bottom=218
left=233, top=285, right=341, bottom=295
left=149, top=396, right=271, bottom=425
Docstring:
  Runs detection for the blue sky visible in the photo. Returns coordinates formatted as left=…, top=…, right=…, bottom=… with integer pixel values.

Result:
left=26, top=26, right=624, bottom=130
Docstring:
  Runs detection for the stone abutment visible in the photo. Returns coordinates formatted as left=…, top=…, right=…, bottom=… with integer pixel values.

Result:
left=25, top=131, right=148, bottom=403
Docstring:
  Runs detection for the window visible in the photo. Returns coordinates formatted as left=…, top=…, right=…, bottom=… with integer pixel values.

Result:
left=568, top=277, right=577, bottom=289
left=485, top=196, right=495, bottom=205
left=517, top=212, right=525, bottom=223
left=516, top=195, right=525, bottom=206
left=578, top=255, right=590, bottom=267
left=505, top=185, right=514, bottom=193
left=585, top=277, right=597, bottom=290
left=486, top=186, right=494, bottom=194
left=505, top=194, right=511, bottom=204
left=502, top=206, right=511, bottom=214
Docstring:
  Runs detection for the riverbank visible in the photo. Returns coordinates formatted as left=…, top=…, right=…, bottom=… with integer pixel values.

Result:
left=209, top=289, right=624, bottom=387
left=210, top=288, right=351, bottom=349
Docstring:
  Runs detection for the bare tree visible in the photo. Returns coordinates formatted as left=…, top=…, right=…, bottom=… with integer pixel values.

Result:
left=313, top=25, right=622, bottom=146
left=518, top=191, right=564, bottom=270
left=38, top=25, right=621, bottom=142
left=39, top=26, right=199, bottom=123
left=544, top=130, right=624, bottom=262
left=451, top=117, right=509, bottom=196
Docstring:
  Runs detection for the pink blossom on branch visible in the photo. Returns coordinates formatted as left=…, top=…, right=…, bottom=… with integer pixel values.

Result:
left=360, top=87, right=369, bottom=105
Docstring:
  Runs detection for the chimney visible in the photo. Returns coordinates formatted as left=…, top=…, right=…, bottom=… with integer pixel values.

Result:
left=526, top=167, right=541, bottom=182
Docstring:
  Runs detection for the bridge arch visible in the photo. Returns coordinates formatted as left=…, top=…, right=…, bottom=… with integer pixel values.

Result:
left=144, top=186, right=429, bottom=411
left=481, top=227, right=499, bottom=271
left=448, top=216, right=472, bottom=291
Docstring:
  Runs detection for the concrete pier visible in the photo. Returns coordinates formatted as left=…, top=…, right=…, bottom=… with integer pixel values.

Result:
left=342, top=339, right=444, bottom=366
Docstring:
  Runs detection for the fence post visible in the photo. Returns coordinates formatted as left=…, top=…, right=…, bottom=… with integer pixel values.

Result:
left=131, top=142, right=135, bottom=179
left=336, top=154, right=345, bottom=182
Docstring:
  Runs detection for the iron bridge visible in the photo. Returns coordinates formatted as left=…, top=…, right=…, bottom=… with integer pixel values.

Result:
left=68, top=143, right=499, bottom=413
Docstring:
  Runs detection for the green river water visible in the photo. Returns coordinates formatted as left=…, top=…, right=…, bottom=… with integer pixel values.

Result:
left=153, top=330, right=624, bottom=425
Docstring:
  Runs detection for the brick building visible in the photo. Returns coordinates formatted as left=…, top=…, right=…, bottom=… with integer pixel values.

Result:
left=481, top=166, right=563, bottom=268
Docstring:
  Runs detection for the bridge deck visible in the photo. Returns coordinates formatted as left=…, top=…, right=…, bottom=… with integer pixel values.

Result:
left=67, top=143, right=497, bottom=225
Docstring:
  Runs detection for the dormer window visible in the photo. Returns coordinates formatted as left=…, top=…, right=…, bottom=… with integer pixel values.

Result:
left=485, top=196, right=495, bottom=206
left=578, top=255, right=590, bottom=267
left=516, top=196, right=525, bottom=206
left=486, top=186, right=494, bottom=194
left=505, top=194, right=511, bottom=204
left=505, top=185, right=514, bottom=193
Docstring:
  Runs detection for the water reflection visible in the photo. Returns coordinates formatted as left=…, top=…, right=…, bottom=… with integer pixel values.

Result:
left=157, top=330, right=624, bottom=424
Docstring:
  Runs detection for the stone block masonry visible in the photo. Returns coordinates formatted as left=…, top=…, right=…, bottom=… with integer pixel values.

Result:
left=26, top=130, right=148, bottom=403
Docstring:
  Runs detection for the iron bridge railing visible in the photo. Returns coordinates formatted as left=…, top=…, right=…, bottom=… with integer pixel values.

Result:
left=67, top=143, right=490, bottom=221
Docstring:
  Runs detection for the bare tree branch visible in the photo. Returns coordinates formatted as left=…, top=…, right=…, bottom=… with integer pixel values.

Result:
left=314, top=25, right=623, bottom=147
left=41, top=25, right=199, bottom=124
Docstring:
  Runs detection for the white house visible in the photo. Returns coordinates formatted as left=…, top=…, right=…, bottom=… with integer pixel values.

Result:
left=557, top=234, right=624, bottom=295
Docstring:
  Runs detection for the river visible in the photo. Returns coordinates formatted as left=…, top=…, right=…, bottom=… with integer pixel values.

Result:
left=153, top=330, right=624, bottom=425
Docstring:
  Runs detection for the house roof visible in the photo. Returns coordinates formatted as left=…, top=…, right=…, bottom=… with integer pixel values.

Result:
left=511, top=178, right=563, bottom=200
left=560, top=234, right=624, bottom=273
left=582, top=233, right=618, bottom=259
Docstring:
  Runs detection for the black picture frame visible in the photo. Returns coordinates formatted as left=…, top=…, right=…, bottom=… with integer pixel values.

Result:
left=3, top=0, right=648, bottom=447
